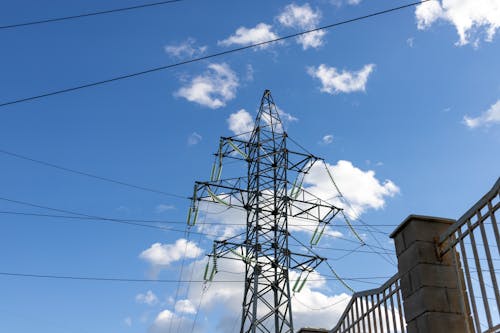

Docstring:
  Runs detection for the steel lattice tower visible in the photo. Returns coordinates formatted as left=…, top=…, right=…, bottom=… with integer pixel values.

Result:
left=187, top=90, right=352, bottom=333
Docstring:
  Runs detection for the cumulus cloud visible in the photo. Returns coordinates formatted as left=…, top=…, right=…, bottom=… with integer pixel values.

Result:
left=415, top=0, right=500, bottom=45
left=140, top=238, right=203, bottom=268
left=277, top=107, right=299, bottom=123
left=463, top=100, right=500, bottom=128
left=164, top=38, right=207, bottom=58
left=304, top=160, right=399, bottom=217
left=227, top=107, right=297, bottom=139
left=155, top=204, right=175, bottom=213
left=321, top=134, right=334, bottom=144
left=187, top=132, right=202, bottom=145
left=227, top=109, right=254, bottom=137
left=136, top=290, right=159, bottom=306
left=308, top=64, right=375, bottom=94
left=152, top=156, right=400, bottom=332
left=173, top=256, right=351, bottom=333
left=123, top=317, right=132, bottom=327
left=245, top=64, right=254, bottom=81
left=150, top=309, right=200, bottom=333
left=176, top=63, right=239, bottom=109
left=278, top=3, right=326, bottom=49
left=175, top=299, right=197, bottom=314
left=218, top=23, right=279, bottom=49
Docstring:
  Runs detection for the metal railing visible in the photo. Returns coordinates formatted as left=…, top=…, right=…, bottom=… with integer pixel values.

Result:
left=437, top=178, right=500, bottom=333
left=330, top=273, right=406, bottom=333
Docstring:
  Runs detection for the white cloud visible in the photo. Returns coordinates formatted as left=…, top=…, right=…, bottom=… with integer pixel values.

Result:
left=407, top=37, right=415, bottom=47
left=347, top=0, right=362, bottom=4
left=150, top=309, right=199, bottom=333
left=187, top=132, right=202, bottom=145
left=298, top=30, right=326, bottom=49
left=164, top=38, right=207, bottom=58
left=277, top=107, right=299, bottom=123
left=136, top=290, right=159, bottom=306
left=175, top=299, right=197, bottom=314
left=278, top=3, right=321, bottom=28
left=155, top=204, right=175, bottom=213
left=304, top=160, right=399, bottom=217
left=308, top=64, right=375, bottom=94
left=415, top=0, right=500, bottom=45
left=463, top=100, right=500, bottom=128
left=245, top=64, right=254, bottom=81
left=278, top=3, right=325, bottom=49
left=176, top=63, right=239, bottom=109
left=227, top=109, right=254, bottom=137
left=218, top=23, right=279, bottom=49
left=227, top=107, right=297, bottom=139
left=321, top=134, right=334, bottom=144
left=175, top=257, right=351, bottom=333
left=140, top=238, right=203, bottom=267
left=123, top=317, right=132, bottom=327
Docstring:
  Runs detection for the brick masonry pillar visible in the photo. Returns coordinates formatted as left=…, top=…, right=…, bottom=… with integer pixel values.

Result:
left=390, top=215, right=469, bottom=333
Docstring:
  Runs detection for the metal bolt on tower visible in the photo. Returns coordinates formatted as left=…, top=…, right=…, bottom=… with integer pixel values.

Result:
left=187, top=90, right=357, bottom=333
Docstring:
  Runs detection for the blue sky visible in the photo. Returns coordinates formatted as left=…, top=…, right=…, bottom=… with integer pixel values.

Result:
left=1, top=0, right=499, bottom=332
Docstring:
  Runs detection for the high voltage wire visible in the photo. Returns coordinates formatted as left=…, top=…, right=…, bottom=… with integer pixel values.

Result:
left=0, top=271, right=391, bottom=283
left=0, top=210, right=395, bottom=232
left=0, top=149, right=186, bottom=199
left=0, top=0, right=184, bottom=30
left=0, top=0, right=433, bottom=108
left=0, top=196, right=233, bottom=238
left=0, top=149, right=395, bottom=237
left=0, top=209, right=395, bottom=255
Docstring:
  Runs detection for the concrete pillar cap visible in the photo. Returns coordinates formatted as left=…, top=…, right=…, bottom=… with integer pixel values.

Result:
left=390, top=214, right=455, bottom=239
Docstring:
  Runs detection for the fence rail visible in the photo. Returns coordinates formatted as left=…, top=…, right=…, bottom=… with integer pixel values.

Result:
left=330, top=273, right=405, bottom=333
left=437, top=178, right=500, bottom=333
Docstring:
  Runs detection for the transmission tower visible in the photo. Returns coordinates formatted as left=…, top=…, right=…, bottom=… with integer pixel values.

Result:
left=187, top=90, right=357, bottom=333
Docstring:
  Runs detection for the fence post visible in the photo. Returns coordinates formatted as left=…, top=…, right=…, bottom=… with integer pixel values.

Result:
left=390, top=215, right=469, bottom=333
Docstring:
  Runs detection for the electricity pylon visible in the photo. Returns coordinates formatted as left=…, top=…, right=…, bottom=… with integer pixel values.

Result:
left=187, top=90, right=352, bottom=333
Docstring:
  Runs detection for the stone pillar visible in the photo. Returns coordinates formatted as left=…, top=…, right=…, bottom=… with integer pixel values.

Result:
left=390, top=215, right=469, bottom=333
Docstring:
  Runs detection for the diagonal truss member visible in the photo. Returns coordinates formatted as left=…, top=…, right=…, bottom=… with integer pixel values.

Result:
left=188, top=90, right=355, bottom=333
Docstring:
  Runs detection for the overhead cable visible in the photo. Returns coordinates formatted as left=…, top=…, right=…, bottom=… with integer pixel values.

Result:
left=0, top=0, right=184, bottom=30
left=0, top=149, right=186, bottom=199
left=0, top=0, right=433, bottom=108
left=0, top=271, right=391, bottom=283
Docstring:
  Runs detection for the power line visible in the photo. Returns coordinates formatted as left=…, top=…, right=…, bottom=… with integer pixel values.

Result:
left=0, top=198, right=394, bottom=257
left=0, top=210, right=393, bottom=233
left=0, top=149, right=186, bottom=199
left=0, top=0, right=184, bottom=30
left=0, top=271, right=391, bottom=283
left=0, top=0, right=433, bottom=108
left=0, top=196, right=238, bottom=238
left=0, top=208, right=397, bottom=256
left=0, top=210, right=395, bottom=256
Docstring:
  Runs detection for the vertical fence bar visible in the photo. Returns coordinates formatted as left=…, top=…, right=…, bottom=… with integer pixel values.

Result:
left=383, top=289, right=389, bottom=332
left=366, top=295, right=372, bottom=333
left=355, top=297, right=361, bottom=333
left=361, top=296, right=367, bottom=333
left=377, top=293, right=384, bottom=333
left=372, top=294, right=378, bottom=333
left=395, top=279, right=405, bottom=333
left=458, top=227, right=481, bottom=333
left=477, top=210, right=500, bottom=315
left=487, top=200, right=500, bottom=256
left=390, top=284, right=397, bottom=333
left=467, top=216, right=493, bottom=328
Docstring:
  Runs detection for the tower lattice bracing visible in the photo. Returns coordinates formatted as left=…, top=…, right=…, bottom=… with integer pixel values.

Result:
left=187, top=90, right=354, bottom=333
